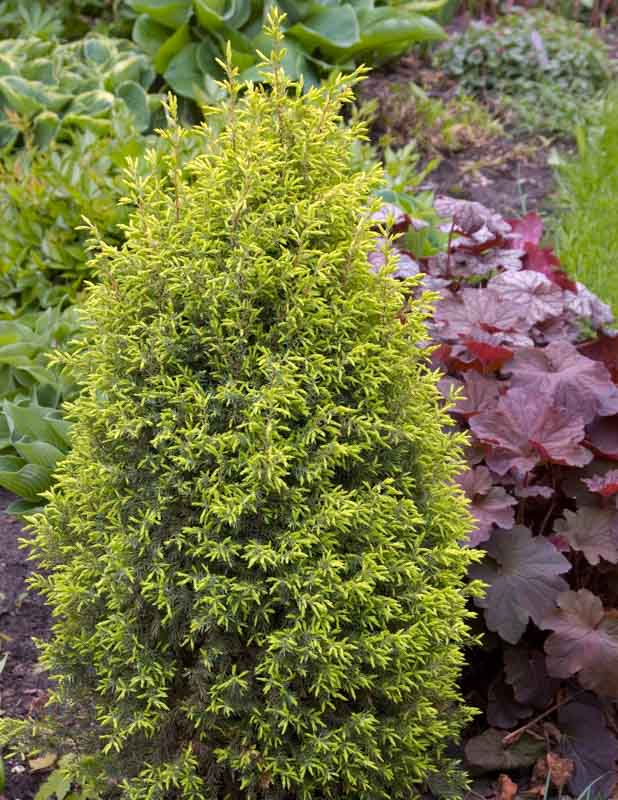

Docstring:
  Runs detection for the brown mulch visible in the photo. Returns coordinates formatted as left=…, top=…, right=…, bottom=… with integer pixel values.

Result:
left=0, top=491, right=49, bottom=800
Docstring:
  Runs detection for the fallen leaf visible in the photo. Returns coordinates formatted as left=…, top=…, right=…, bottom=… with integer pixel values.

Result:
left=496, top=773, right=518, bottom=800
left=28, top=752, right=57, bottom=771
left=546, top=752, right=574, bottom=790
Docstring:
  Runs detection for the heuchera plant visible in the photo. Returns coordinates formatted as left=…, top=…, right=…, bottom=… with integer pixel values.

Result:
left=378, top=198, right=618, bottom=797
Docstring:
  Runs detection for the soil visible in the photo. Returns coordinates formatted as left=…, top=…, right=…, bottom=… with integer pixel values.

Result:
left=0, top=491, right=49, bottom=800
left=358, top=51, right=563, bottom=219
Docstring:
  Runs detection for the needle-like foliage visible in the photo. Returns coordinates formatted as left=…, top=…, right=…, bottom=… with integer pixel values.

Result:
left=19, top=13, right=479, bottom=799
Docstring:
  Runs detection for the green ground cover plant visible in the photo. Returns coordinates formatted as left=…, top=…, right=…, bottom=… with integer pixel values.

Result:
left=553, top=86, right=618, bottom=315
left=434, top=9, right=613, bottom=133
left=0, top=20, right=481, bottom=798
left=127, top=0, right=446, bottom=101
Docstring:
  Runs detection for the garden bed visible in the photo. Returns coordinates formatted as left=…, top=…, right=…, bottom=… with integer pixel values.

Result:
left=0, top=492, right=49, bottom=800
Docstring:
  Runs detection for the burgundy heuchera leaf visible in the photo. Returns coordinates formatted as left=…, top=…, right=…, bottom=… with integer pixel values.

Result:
left=543, top=589, right=618, bottom=698
left=583, top=468, right=618, bottom=497
left=505, top=341, right=618, bottom=424
left=470, top=388, right=592, bottom=476
left=553, top=507, right=618, bottom=565
left=470, top=526, right=571, bottom=644
left=458, top=466, right=517, bottom=546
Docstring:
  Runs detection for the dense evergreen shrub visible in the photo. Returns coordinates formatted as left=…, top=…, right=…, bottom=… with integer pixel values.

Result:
left=10, top=21, right=479, bottom=799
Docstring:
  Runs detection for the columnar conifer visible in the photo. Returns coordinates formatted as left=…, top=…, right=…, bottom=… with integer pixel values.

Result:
left=19, top=15, right=479, bottom=799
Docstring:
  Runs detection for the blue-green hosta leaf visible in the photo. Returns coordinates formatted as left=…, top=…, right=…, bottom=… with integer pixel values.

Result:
left=83, top=38, right=113, bottom=65
left=288, top=5, right=360, bottom=53
left=33, top=110, right=61, bottom=148
left=133, top=14, right=171, bottom=56
left=194, top=0, right=251, bottom=31
left=0, top=122, right=18, bottom=153
left=117, top=81, right=151, bottom=131
left=107, top=55, right=150, bottom=90
left=0, top=75, right=71, bottom=116
left=164, top=42, right=226, bottom=101
left=0, top=456, right=50, bottom=501
left=68, top=90, right=115, bottom=119
left=129, top=0, right=192, bottom=28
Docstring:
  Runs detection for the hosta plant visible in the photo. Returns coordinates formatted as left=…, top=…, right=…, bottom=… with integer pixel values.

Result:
left=1, top=21, right=480, bottom=800
left=128, top=0, right=446, bottom=101
left=0, top=33, right=160, bottom=153
left=381, top=197, right=618, bottom=797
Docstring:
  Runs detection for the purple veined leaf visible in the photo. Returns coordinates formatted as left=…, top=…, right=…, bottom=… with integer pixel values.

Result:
left=583, top=468, right=618, bottom=497
left=368, top=237, right=420, bottom=278
left=564, top=282, right=614, bottom=329
left=470, top=387, right=592, bottom=476
left=558, top=698, right=618, bottom=797
left=505, top=341, right=618, bottom=425
left=579, top=329, right=618, bottom=384
left=554, top=507, right=618, bottom=565
left=458, top=466, right=517, bottom=547
left=435, top=195, right=512, bottom=239
left=434, top=288, right=529, bottom=342
left=515, top=484, right=554, bottom=499
left=533, top=315, right=581, bottom=346
left=488, top=270, right=564, bottom=326
left=487, top=675, right=532, bottom=728
left=543, top=589, right=618, bottom=698
left=470, top=525, right=571, bottom=644
left=586, top=416, right=618, bottom=461
left=503, top=646, right=559, bottom=709
left=448, top=371, right=501, bottom=418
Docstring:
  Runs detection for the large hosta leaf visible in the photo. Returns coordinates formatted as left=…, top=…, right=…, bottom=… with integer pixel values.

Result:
left=470, top=526, right=571, bottom=644
left=288, top=5, right=360, bottom=52
left=128, top=0, right=192, bottom=28
left=554, top=507, right=618, bottom=565
left=542, top=589, right=618, bottom=698
left=470, top=388, right=592, bottom=476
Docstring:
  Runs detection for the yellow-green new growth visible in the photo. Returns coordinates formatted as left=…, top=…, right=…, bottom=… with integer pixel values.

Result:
left=22, top=15, right=478, bottom=799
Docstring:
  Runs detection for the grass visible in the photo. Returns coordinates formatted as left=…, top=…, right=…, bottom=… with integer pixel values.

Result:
left=552, top=86, right=618, bottom=314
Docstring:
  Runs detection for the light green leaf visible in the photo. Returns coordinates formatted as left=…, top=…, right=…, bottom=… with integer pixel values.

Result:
left=33, top=111, right=61, bottom=148
left=3, top=403, right=71, bottom=450
left=133, top=14, right=171, bottom=55
left=69, top=90, right=115, bottom=118
left=153, top=22, right=191, bottom=73
left=194, top=0, right=251, bottom=30
left=117, top=81, right=150, bottom=131
left=34, top=766, right=72, bottom=800
left=164, top=43, right=202, bottom=99
left=0, top=459, right=51, bottom=501
left=0, top=76, right=71, bottom=116
left=333, top=7, right=445, bottom=59
left=129, top=0, right=192, bottom=28
left=288, top=5, right=360, bottom=52
left=14, top=440, right=64, bottom=471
